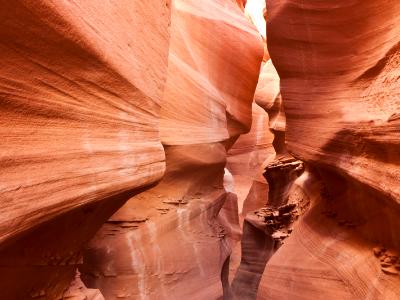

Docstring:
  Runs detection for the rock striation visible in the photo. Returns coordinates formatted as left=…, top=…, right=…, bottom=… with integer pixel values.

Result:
left=79, top=0, right=264, bottom=299
left=1, top=0, right=398, bottom=299
left=230, top=58, right=306, bottom=299
left=256, top=0, right=400, bottom=299
left=0, top=1, right=171, bottom=298
left=226, top=103, right=274, bottom=216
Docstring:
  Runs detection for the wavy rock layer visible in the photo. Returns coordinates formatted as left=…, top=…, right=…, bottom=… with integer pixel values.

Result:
left=257, top=0, right=400, bottom=299
left=0, top=1, right=171, bottom=298
left=227, top=103, right=274, bottom=215
left=2, top=0, right=396, bottom=299
left=226, top=102, right=274, bottom=298
left=230, top=58, right=302, bottom=300
left=80, top=1, right=263, bottom=299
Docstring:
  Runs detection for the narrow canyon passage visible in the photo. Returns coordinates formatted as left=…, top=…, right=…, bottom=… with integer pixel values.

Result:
left=0, top=0, right=399, bottom=299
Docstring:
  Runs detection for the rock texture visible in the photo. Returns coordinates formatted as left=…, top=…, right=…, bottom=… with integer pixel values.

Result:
left=255, top=61, right=286, bottom=157
left=0, top=1, right=171, bottom=298
left=80, top=1, right=264, bottom=299
left=2, top=0, right=398, bottom=299
left=226, top=102, right=274, bottom=299
left=256, top=0, right=400, bottom=299
left=227, top=103, right=274, bottom=215
left=230, top=58, right=303, bottom=299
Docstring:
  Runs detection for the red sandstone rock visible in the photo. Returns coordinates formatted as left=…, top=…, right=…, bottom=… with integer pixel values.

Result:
left=230, top=48, right=314, bottom=299
left=0, top=1, right=171, bottom=298
left=227, top=103, right=274, bottom=215
left=2, top=0, right=398, bottom=299
left=234, top=0, right=247, bottom=11
left=80, top=0, right=263, bottom=299
left=256, top=0, right=400, bottom=298
left=226, top=102, right=274, bottom=298
left=267, top=0, right=400, bottom=200
left=255, top=61, right=287, bottom=156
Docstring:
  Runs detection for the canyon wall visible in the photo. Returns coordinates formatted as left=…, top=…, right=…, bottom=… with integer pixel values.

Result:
left=256, top=0, right=400, bottom=299
left=1, top=0, right=398, bottom=299
left=230, top=58, right=305, bottom=300
left=0, top=1, right=171, bottom=299
left=227, top=102, right=274, bottom=216
left=0, top=0, right=267, bottom=298
left=80, top=1, right=264, bottom=299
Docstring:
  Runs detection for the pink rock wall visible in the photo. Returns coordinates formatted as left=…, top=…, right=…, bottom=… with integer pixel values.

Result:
left=227, top=103, right=274, bottom=215
left=0, top=1, right=171, bottom=298
left=256, top=0, right=400, bottom=299
left=1, top=0, right=397, bottom=299
left=229, top=58, right=299, bottom=300
left=80, top=0, right=264, bottom=299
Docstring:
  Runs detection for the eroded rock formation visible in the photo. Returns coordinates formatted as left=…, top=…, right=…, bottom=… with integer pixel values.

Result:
left=229, top=0, right=400, bottom=299
left=79, top=1, right=263, bottom=299
left=226, top=103, right=274, bottom=216
left=0, top=1, right=171, bottom=299
left=256, top=0, right=400, bottom=299
left=1, top=0, right=399, bottom=299
left=230, top=58, right=306, bottom=300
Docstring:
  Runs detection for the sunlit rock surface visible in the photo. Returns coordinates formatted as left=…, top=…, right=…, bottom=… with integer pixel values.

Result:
left=227, top=103, right=274, bottom=215
left=230, top=58, right=301, bottom=300
left=0, top=1, right=171, bottom=298
left=80, top=0, right=263, bottom=299
left=1, top=0, right=398, bottom=299
left=257, top=0, right=400, bottom=299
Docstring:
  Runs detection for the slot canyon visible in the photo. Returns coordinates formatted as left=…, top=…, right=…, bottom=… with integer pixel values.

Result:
left=0, top=0, right=399, bottom=299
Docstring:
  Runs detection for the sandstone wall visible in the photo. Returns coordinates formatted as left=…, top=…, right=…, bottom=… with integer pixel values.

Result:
left=80, top=1, right=264, bottom=299
left=257, top=0, right=400, bottom=298
left=0, top=1, right=171, bottom=298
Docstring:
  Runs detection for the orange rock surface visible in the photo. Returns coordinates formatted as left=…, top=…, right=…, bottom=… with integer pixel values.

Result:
left=80, top=0, right=263, bottom=299
left=227, top=103, right=274, bottom=215
left=0, top=1, right=171, bottom=298
left=257, top=0, right=400, bottom=299
left=1, top=0, right=398, bottom=299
